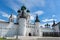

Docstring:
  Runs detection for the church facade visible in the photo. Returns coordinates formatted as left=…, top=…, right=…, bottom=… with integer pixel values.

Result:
left=0, top=6, right=60, bottom=37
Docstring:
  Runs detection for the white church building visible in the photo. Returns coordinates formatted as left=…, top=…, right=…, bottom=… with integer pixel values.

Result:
left=0, top=5, right=60, bottom=37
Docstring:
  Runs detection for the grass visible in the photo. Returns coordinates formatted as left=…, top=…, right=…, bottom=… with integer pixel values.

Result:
left=0, top=38, right=13, bottom=40
left=0, top=38, right=6, bottom=40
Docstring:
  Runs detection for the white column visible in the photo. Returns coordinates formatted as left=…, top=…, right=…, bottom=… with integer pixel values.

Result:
left=19, top=18, right=26, bottom=36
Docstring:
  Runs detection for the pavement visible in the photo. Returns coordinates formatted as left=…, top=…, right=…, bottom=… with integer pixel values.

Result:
left=18, top=36, right=60, bottom=40
left=6, top=36, right=60, bottom=40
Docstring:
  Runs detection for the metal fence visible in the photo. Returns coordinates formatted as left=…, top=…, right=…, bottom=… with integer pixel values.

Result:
left=43, top=32, right=60, bottom=37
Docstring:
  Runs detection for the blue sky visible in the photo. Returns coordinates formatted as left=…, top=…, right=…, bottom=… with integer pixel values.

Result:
left=0, top=0, right=60, bottom=26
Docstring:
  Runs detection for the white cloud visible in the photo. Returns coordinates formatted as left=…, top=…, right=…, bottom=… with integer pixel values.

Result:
left=1, top=0, right=45, bottom=13
left=30, top=10, right=44, bottom=21
left=30, top=14, right=35, bottom=21
left=2, top=13, right=10, bottom=18
left=12, top=0, right=45, bottom=10
left=0, top=11, right=10, bottom=18
left=13, top=15, right=17, bottom=19
left=3, top=13, right=17, bottom=19
left=0, top=19, right=5, bottom=21
left=35, top=10, right=44, bottom=15
left=42, top=18, right=57, bottom=22
left=0, top=11, right=17, bottom=19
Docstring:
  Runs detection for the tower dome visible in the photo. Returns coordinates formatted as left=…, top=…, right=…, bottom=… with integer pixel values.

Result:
left=9, top=14, right=14, bottom=22
left=17, top=9, right=21, bottom=13
left=35, top=15, right=40, bottom=22
left=52, top=20, right=56, bottom=27
left=21, top=5, right=26, bottom=10
left=10, top=14, right=13, bottom=18
left=26, top=10, right=30, bottom=13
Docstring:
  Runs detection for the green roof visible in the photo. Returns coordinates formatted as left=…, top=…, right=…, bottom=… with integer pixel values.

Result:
left=17, top=10, right=21, bottom=13
left=21, top=5, right=26, bottom=10
left=26, top=10, right=30, bottom=13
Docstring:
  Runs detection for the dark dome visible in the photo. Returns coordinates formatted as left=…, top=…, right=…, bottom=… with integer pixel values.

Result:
left=21, top=5, right=26, bottom=10
left=35, top=15, right=40, bottom=22
left=26, top=10, right=30, bottom=12
left=17, top=10, right=21, bottom=13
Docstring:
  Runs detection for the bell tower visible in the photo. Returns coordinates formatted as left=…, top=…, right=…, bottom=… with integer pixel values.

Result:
left=34, top=15, right=40, bottom=36
left=52, top=20, right=56, bottom=31
left=9, top=14, right=14, bottom=23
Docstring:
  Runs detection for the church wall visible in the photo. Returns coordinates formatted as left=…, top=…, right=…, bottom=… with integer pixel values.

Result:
left=26, top=27, right=34, bottom=36
left=0, top=21, right=54, bottom=37
left=6, top=24, right=18, bottom=37
left=54, top=24, right=60, bottom=32
left=39, top=28, right=54, bottom=32
left=0, top=22, right=9, bottom=37
left=39, top=28, right=54, bottom=37
left=0, top=22, right=18, bottom=37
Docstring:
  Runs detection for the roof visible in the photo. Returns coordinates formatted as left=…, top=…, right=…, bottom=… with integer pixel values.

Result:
left=52, top=20, right=56, bottom=27
left=35, top=15, right=40, bottom=22
left=54, top=22, right=60, bottom=26
left=0, top=21, right=19, bottom=25
left=17, top=9, right=21, bottom=13
left=0, top=21, right=9, bottom=23
left=21, top=5, right=26, bottom=10
left=57, top=22, right=60, bottom=24
left=26, top=10, right=30, bottom=13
